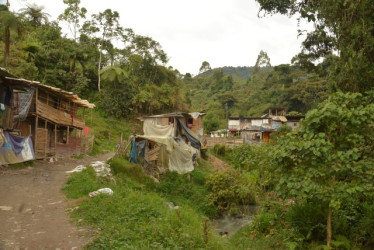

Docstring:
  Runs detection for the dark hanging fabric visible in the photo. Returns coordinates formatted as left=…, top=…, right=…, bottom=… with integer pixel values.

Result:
left=177, top=118, right=201, bottom=150
left=136, top=140, right=146, bottom=158
left=4, top=87, right=12, bottom=106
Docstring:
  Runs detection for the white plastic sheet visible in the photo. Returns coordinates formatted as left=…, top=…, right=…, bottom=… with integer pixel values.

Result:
left=143, top=119, right=174, bottom=137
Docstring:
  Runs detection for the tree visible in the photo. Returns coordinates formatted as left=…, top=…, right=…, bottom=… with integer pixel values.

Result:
left=20, top=4, right=50, bottom=27
left=272, top=91, right=374, bottom=246
left=199, top=61, right=211, bottom=74
left=0, top=5, right=22, bottom=67
left=254, top=0, right=374, bottom=93
left=58, top=0, right=87, bottom=42
left=253, top=50, right=271, bottom=74
left=81, top=9, right=123, bottom=92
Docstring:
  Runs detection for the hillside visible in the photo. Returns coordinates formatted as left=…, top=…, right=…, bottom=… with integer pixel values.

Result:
left=196, top=66, right=272, bottom=80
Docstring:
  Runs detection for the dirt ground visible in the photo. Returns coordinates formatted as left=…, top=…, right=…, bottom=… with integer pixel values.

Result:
left=0, top=152, right=114, bottom=250
left=207, top=154, right=230, bottom=171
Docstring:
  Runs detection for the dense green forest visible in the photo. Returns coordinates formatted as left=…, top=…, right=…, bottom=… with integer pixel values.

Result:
left=1, top=0, right=374, bottom=249
left=0, top=1, right=186, bottom=118
left=1, top=0, right=330, bottom=126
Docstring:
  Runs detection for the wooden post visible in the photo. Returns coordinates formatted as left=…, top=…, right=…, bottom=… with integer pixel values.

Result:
left=44, top=119, right=47, bottom=158
left=54, top=124, right=57, bottom=154
left=67, top=126, right=70, bottom=144
left=34, top=87, right=38, bottom=156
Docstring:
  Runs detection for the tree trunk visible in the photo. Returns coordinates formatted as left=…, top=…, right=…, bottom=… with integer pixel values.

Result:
left=327, top=205, right=332, bottom=247
left=98, top=50, right=102, bottom=92
left=4, top=26, right=10, bottom=67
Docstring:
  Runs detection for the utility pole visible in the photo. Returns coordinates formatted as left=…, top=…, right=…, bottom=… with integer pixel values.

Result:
left=225, top=102, right=228, bottom=138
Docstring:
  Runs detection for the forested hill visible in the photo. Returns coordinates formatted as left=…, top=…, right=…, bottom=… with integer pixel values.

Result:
left=183, top=60, right=330, bottom=132
left=197, top=66, right=255, bottom=80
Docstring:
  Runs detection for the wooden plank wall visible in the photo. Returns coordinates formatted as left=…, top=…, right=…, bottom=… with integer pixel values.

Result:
left=35, top=128, right=47, bottom=159
left=36, top=100, right=85, bottom=128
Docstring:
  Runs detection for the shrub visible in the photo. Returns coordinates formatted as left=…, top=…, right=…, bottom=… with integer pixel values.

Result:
left=206, top=168, right=257, bottom=215
left=213, top=144, right=226, bottom=156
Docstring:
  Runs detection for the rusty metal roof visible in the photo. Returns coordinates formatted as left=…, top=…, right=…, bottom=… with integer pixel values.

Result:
left=5, top=77, right=95, bottom=109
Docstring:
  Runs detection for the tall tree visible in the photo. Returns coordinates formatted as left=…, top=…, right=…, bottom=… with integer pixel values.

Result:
left=0, top=5, right=22, bottom=67
left=81, top=9, right=123, bottom=92
left=199, top=61, right=211, bottom=74
left=255, top=0, right=374, bottom=92
left=273, top=91, right=374, bottom=246
left=58, top=0, right=87, bottom=42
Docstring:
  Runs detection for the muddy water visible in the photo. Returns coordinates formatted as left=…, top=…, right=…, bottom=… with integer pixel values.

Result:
left=211, top=205, right=260, bottom=237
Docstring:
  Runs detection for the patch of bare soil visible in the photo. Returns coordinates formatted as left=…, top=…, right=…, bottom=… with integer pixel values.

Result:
left=0, top=152, right=114, bottom=250
left=207, top=154, right=231, bottom=171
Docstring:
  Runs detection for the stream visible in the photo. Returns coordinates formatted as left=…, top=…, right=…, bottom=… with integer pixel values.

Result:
left=211, top=205, right=260, bottom=237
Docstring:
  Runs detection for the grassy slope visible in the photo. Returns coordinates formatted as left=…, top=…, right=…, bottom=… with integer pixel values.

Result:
left=63, top=157, right=232, bottom=249
left=85, top=109, right=136, bottom=155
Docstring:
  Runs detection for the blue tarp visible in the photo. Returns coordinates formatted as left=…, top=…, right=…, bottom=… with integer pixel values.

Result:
left=5, top=132, right=26, bottom=155
left=129, top=140, right=138, bottom=163
left=0, top=132, right=35, bottom=164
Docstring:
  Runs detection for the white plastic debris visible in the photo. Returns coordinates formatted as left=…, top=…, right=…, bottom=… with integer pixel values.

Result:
left=66, top=161, right=112, bottom=177
left=165, top=202, right=179, bottom=210
left=66, top=165, right=86, bottom=173
left=89, top=188, right=114, bottom=198
left=89, top=161, right=111, bottom=177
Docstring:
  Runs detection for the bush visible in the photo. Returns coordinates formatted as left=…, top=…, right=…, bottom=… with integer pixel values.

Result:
left=213, top=144, right=226, bottom=156
left=157, top=170, right=218, bottom=218
left=286, top=201, right=326, bottom=242
left=206, top=168, right=257, bottom=215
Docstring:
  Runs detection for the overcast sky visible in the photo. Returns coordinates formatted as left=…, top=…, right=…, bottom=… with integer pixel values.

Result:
left=7, top=0, right=311, bottom=75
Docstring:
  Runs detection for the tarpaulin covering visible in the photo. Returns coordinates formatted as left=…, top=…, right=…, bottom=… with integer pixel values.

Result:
left=188, top=112, right=204, bottom=120
left=0, top=131, right=35, bottom=164
left=168, top=138, right=197, bottom=174
left=129, top=140, right=138, bottom=163
left=177, top=118, right=201, bottom=150
left=14, top=87, right=35, bottom=121
left=143, top=119, right=174, bottom=137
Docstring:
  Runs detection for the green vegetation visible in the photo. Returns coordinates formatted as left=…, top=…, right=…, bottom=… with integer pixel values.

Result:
left=63, top=157, right=232, bottom=248
left=209, top=91, right=374, bottom=249
left=1, top=0, right=373, bottom=248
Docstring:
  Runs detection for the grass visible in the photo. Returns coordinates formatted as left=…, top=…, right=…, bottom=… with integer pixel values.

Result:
left=84, top=109, right=134, bottom=155
left=9, top=160, right=34, bottom=169
left=63, top=157, right=229, bottom=249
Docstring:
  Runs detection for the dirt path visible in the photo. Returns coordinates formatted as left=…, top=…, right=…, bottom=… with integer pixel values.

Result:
left=207, top=154, right=231, bottom=171
left=0, top=152, right=114, bottom=250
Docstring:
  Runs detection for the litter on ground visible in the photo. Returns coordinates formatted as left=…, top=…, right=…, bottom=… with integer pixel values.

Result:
left=89, top=188, right=114, bottom=198
left=66, top=161, right=111, bottom=177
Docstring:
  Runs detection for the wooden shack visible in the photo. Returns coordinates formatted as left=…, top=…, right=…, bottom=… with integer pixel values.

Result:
left=1, top=72, right=95, bottom=159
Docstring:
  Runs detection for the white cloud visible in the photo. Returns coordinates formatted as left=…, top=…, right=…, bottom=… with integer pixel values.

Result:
left=9, top=0, right=312, bottom=74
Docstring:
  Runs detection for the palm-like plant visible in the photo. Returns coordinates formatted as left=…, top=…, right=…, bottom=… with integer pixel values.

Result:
left=20, top=4, right=50, bottom=27
left=0, top=5, right=22, bottom=67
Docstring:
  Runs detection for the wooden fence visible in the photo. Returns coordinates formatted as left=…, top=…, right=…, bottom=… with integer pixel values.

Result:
left=205, top=137, right=244, bottom=148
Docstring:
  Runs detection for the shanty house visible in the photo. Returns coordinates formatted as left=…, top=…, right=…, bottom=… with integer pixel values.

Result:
left=131, top=112, right=205, bottom=175
left=229, top=108, right=304, bottom=144
left=0, top=68, right=95, bottom=164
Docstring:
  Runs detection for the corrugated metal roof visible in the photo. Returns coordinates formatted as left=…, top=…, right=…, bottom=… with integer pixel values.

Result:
left=5, top=77, right=95, bottom=109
